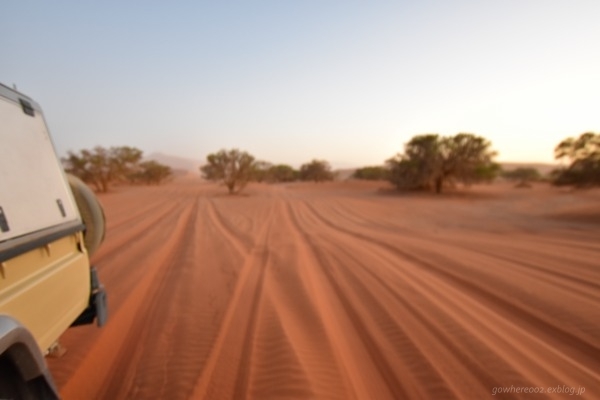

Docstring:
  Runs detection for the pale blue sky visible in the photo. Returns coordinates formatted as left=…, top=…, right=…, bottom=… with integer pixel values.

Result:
left=2, top=1, right=598, bottom=168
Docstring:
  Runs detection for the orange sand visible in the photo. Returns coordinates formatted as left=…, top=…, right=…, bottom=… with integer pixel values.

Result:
left=48, top=179, right=600, bottom=399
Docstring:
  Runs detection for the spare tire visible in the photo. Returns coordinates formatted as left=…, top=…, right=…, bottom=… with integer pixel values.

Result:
left=67, top=174, right=106, bottom=256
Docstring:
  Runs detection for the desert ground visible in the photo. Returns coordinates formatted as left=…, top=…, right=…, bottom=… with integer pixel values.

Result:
left=48, top=178, right=600, bottom=399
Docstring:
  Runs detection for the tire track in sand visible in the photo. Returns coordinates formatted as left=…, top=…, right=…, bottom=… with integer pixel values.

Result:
left=99, top=193, right=199, bottom=399
left=190, top=200, right=278, bottom=399
left=301, top=200, right=600, bottom=364
left=302, top=228, right=517, bottom=396
left=311, top=221, right=600, bottom=394
left=319, top=199, right=600, bottom=339
left=299, top=200, right=600, bottom=390
left=101, top=186, right=183, bottom=232
left=58, top=198, right=197, bottom=399
left=283, top=200, right=414, bottom=399
left=247, top=200, right=354, bottom=400
left=205, top=198, right=252, bottom=255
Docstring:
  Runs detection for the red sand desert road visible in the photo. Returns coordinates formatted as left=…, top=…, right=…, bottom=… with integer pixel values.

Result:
left=48, top=179, right=600, bottom=399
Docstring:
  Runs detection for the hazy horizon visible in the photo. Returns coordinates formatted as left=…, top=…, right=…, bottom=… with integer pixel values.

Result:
left=2, top=1, right=598, bottom=169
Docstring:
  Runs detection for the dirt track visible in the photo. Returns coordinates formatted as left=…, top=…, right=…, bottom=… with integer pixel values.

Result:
left=48, top=178, right=600, bottom=399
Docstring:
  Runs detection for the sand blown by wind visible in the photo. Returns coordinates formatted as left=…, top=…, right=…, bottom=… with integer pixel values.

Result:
left=48, top=179, right=600, bottom=399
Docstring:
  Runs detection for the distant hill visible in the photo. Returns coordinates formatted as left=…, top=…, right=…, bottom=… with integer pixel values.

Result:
left=146, top=153, right=201, bottom=174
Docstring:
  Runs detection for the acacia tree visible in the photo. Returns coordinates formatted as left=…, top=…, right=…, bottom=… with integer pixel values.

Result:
left=63, top=146, right=171, bottom=191
left=386, top=133, right=498, bottom=193
left=442, top=133, right=499, bottom=189
left=111, top=146, right=144, bottom=181
left=553, top=132, right=600, bottom=187
left=387, top=134, right=441, bottom=191
left=299, top=159, right=334, bottom=182
left=201, top=149, right=256, bottom=194
left=251, top=161, right=273, bottom=183
left=268, top=164, right=298, bottom=182
left=63, top=147, right=110, bottom=192
left=63, top=146, right=144, bottom=192
left=134, top=161, right=173, bottom=185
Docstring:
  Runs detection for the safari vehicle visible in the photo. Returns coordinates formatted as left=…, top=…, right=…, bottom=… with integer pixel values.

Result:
left=0, top=83, right=107, bottom=399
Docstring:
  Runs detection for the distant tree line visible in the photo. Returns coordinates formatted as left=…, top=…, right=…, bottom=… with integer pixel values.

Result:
left=63, top=146, right=172, bottom=192
left=67, top=132, right=598, bottom=196
left=200, top=149, right=334, bottom=194
left=349, top=131, right=599, bottom=193
left=252, top=161, right=299, bottom=183
left=200, top=133, right=504, bottom=195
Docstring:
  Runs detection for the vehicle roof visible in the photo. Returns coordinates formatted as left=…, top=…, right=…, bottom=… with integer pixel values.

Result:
left=0, top=83, right=42, bottom=113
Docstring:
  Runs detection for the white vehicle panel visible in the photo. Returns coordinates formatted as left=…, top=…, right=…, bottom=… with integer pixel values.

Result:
left=0, top=91, right=80, bottom=243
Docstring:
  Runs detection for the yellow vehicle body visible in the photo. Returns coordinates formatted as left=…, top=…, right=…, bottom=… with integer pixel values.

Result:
left=0, top=231, right=90, bottom=353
